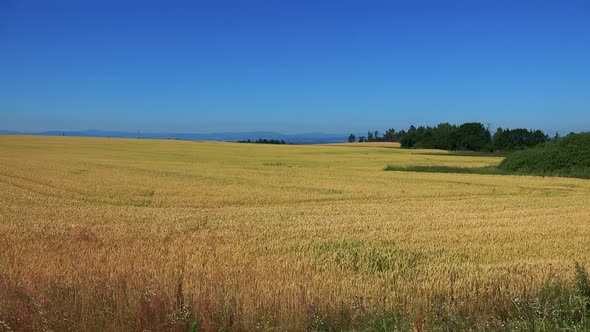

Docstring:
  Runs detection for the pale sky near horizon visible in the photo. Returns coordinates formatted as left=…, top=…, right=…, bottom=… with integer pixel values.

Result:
left=1, top=0, right=589, bottom=135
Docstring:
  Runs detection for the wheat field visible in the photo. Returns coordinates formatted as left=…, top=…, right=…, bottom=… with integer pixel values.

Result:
left=0, top=135, right=589, bottom=331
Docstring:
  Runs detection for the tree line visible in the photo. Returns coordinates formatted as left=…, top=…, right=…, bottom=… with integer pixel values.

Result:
left=237, top=138, right=286, bottom=144
left=348, top=122, right=555, bottom=151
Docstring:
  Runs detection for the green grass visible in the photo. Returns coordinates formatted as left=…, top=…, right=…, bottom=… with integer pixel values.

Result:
left=384, top=165, right=506, bottom=175
left=411, top=150, right=511, bottom=157
left=385, top=164, right=590, bottom=179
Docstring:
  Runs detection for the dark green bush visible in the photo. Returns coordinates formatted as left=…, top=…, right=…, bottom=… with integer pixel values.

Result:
left=498, top=132, right=590, bottom=178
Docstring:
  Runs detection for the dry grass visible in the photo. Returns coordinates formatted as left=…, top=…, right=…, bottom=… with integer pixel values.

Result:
left=323, top=142, right=401, bottom=148
left=0, top=135, right=589, bottom=331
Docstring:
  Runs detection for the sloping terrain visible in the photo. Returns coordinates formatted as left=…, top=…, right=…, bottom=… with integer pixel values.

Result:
left=0, top=135, right=589, bottom=330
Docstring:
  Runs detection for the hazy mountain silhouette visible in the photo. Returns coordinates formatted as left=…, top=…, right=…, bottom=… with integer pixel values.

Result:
left=0, top=130, right=346, bottom=144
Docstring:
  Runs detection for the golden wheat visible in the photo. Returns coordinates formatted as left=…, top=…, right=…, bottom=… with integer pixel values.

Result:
left=0, top=135, right=588, bottom=330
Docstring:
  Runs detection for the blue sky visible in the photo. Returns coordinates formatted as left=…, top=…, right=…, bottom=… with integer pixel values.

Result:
left=1, top=0, right=589, bottom=135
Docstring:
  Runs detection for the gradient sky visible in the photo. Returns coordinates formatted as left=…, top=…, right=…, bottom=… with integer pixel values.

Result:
left=1, top=0, right=589, bottom=134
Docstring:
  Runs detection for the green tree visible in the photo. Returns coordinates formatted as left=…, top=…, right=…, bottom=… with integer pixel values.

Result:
left=383, top=128, right=396, bottom=142
left=400, top=125, right=417, bottom=148
left=453, top=122, right=490, bottom=151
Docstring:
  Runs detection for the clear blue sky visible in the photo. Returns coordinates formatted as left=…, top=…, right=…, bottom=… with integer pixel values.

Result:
left=1, top=0, right=589, bottom=134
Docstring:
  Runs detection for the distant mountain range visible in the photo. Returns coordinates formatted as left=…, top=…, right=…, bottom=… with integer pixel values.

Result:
left=0, top=130, right=347, bottom=144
